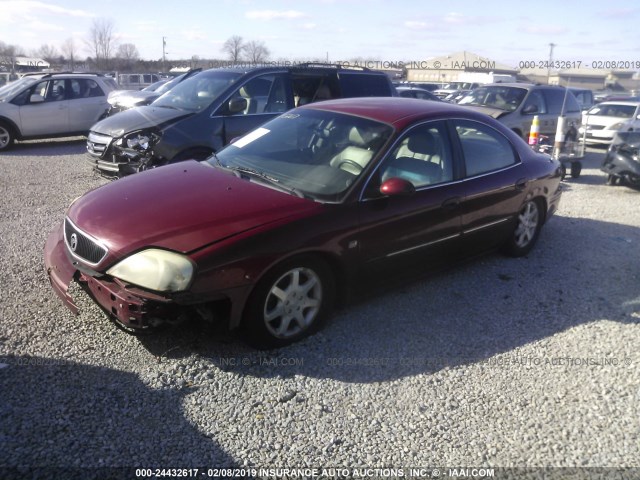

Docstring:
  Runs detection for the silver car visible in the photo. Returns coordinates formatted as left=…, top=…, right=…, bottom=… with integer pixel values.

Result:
left=0, top=72, right=118, bottom=150
left=458, top=83, right=582, bottom=140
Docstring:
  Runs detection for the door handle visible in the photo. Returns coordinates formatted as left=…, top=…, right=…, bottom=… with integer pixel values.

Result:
left=515, top=178, right=528, bottom=191
left=441, top=197, right=461, bottom=210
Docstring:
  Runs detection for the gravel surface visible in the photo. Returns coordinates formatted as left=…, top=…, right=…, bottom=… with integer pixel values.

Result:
left=1, top=138, right=639, bottom=479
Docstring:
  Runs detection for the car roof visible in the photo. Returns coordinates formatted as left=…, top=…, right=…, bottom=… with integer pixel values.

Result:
left=300, top=97, right=484, bottom=128
left=595, top=101, right=640, bottom=106
left=396, top=86, right=431, bottom=91
left=479, top=83, right=567, bottom=90
left=203, top=64, right=386, bottom=76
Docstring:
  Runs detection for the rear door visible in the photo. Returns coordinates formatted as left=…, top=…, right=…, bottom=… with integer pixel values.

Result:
left=452, top=119, right=527, bottom=252
left=67, top=79, right=110, bottom=132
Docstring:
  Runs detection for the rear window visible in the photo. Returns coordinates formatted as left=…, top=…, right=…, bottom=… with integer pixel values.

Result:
left=338, top=73, right=393, bottom=97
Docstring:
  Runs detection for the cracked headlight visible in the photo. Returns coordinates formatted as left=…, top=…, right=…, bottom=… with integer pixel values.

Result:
left=107, top=249, right=194, bottom=292
left=119, top=130, right=158, bottom=151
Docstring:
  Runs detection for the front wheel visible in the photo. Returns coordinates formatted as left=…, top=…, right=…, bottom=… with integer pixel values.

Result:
left=242, top=257, right=335, bottom=349
left=0, top=122, right=15, bottom=151
left=502, top=199, right=543, bottom=257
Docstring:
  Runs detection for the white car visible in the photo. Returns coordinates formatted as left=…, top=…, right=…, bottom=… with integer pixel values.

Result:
left=579, top=101, right=640, bottom=145
left=0, top=72, right=118, bottom=150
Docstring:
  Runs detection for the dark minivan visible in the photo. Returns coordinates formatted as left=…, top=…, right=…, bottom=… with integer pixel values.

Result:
left=86, top=64, right=395, bottom=176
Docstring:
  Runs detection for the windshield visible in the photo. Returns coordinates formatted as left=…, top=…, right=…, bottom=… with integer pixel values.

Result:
left=0, top=76, right=39, bottom=101
left=152, top=70, right=241, bottom=112
left=458, top=86, right=527, bottom=112
left=209, top=109, right=394, bottom=202
left=586, top=103, right=638, bottom=118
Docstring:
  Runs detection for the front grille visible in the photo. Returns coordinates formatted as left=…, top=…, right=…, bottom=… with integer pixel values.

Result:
left=64, top=218, right=108, bottom=266
left=87, top=132, right=112, bottom=158
left=586, top=125, right=605, bottom=131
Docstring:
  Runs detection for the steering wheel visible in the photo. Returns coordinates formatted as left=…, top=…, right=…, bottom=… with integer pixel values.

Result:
left=337, top=159, right=364, bottom=174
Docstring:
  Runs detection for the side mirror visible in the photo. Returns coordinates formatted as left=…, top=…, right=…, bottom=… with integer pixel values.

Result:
left=522, top=104, right=538, bottom=115
left=228, top=97, right=247, bottom=114
left=30, top=94, right=44, bottom=103
left=380, top=177, right=416, bottom=197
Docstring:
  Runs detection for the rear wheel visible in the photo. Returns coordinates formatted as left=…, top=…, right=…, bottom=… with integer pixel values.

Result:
left=503, top=199, right=543, bottom=257
left=605, top=174, right=619, bottom=186
left=570, top=162, right=582, bottom=178
left=0, top=122, right=15, bottom=151
left=242, top=256, right=335, bottom=349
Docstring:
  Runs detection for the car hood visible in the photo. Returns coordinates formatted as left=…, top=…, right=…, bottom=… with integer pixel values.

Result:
left=460, top=105, right=510, bottom=119
left=582, top=114, right=629, bottom=128
left=67, top=161, right=323, bottom=265
left=108, top=90, right=158, bottom=105
left=90, top=105, right=192, bottom=137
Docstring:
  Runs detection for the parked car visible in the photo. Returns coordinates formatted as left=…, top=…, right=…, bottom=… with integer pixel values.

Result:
left=395, top=86, right=441, bottom=101
left=458, top=83, right=582, bottom=140
left=443, top=89, right=472, bottom=103
left=601, top=131, right=640, bottom=187
left=46, top=97, right=562, bottom=348
left=0, top=72, right=118, bottom=150
left=434, top=82, right=480, bottom=99
left=578, top=101, right=640, bottom=145
left=117, top=73, right=161, bottom=90
left=106, top=69, right=202, bottom=116
left=86, top=64, right=396, bottom=177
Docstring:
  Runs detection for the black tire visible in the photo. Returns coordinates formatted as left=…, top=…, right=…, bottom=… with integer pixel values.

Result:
left=0, top=122, right=15, bottom=151
left=241, top=256, right=335, bottom=349
left=502, top=199, right=544, bottom=257
left=570, top=162, right=582, bottom=178
left=605, top=174, right=619, bottom=186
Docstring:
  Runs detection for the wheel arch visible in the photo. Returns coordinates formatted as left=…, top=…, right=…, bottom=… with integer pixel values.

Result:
left=0, top=116, right=21, bottom=139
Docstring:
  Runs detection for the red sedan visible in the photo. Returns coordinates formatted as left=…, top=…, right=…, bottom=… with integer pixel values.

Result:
left=45, top=98, right=562, bottom=348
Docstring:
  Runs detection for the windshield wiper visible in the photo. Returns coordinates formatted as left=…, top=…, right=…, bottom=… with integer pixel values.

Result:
left=224, top=164, right=305, bottom=198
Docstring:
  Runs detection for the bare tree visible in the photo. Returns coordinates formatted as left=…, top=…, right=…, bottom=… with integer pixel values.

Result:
left=115, top=43, right=139, bottom=70
left=86, top=18, right=118, bottom=70
left=117, top=43, right=139, bottom=61
left=245, top=40, right=270, bottom=64
left=61, top=38, right=78, bottom=70
left=0, top=41, right=23, bottom=72
left=221, top=35, right=245, bottom=63
left=36, top=44, right=58, bottom=65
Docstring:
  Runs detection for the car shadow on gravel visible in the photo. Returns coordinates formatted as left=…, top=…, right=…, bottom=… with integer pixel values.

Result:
left=132, top=214, right=640, bottom=384
left=0, top=355, right=239, bottom=478
left=2, top=137, right=86, bottom=157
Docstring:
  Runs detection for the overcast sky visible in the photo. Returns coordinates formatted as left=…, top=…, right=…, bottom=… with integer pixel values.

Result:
left=2, top=0, right=639, bottom=68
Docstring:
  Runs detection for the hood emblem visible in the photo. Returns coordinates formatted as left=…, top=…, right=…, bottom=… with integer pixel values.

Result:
left=70, top=233, right=78, bottom=252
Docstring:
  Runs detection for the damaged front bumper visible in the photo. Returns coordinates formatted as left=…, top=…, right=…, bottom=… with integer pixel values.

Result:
left=44, top=223, right=174, bottom=329
left=86, top=131, right=159, bottom=177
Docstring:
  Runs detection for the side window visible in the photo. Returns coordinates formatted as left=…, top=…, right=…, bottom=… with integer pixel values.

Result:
left=69, top=79, right=104, bottom=98
left=339, top=73, right=392, bottom=97
left=454, top=120, right=518, bottom=177
left=44, top=79, right=66, bottom=102
left=522, top=90, right=547, bottom=115
left=230, top=74, right=288, bottom=115
left=379, top=121, right=453, bottom=188
left=292, top=75, right=337, bottom=107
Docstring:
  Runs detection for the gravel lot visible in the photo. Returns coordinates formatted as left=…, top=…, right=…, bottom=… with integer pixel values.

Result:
left=1, top=138, right=639, bottom=479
